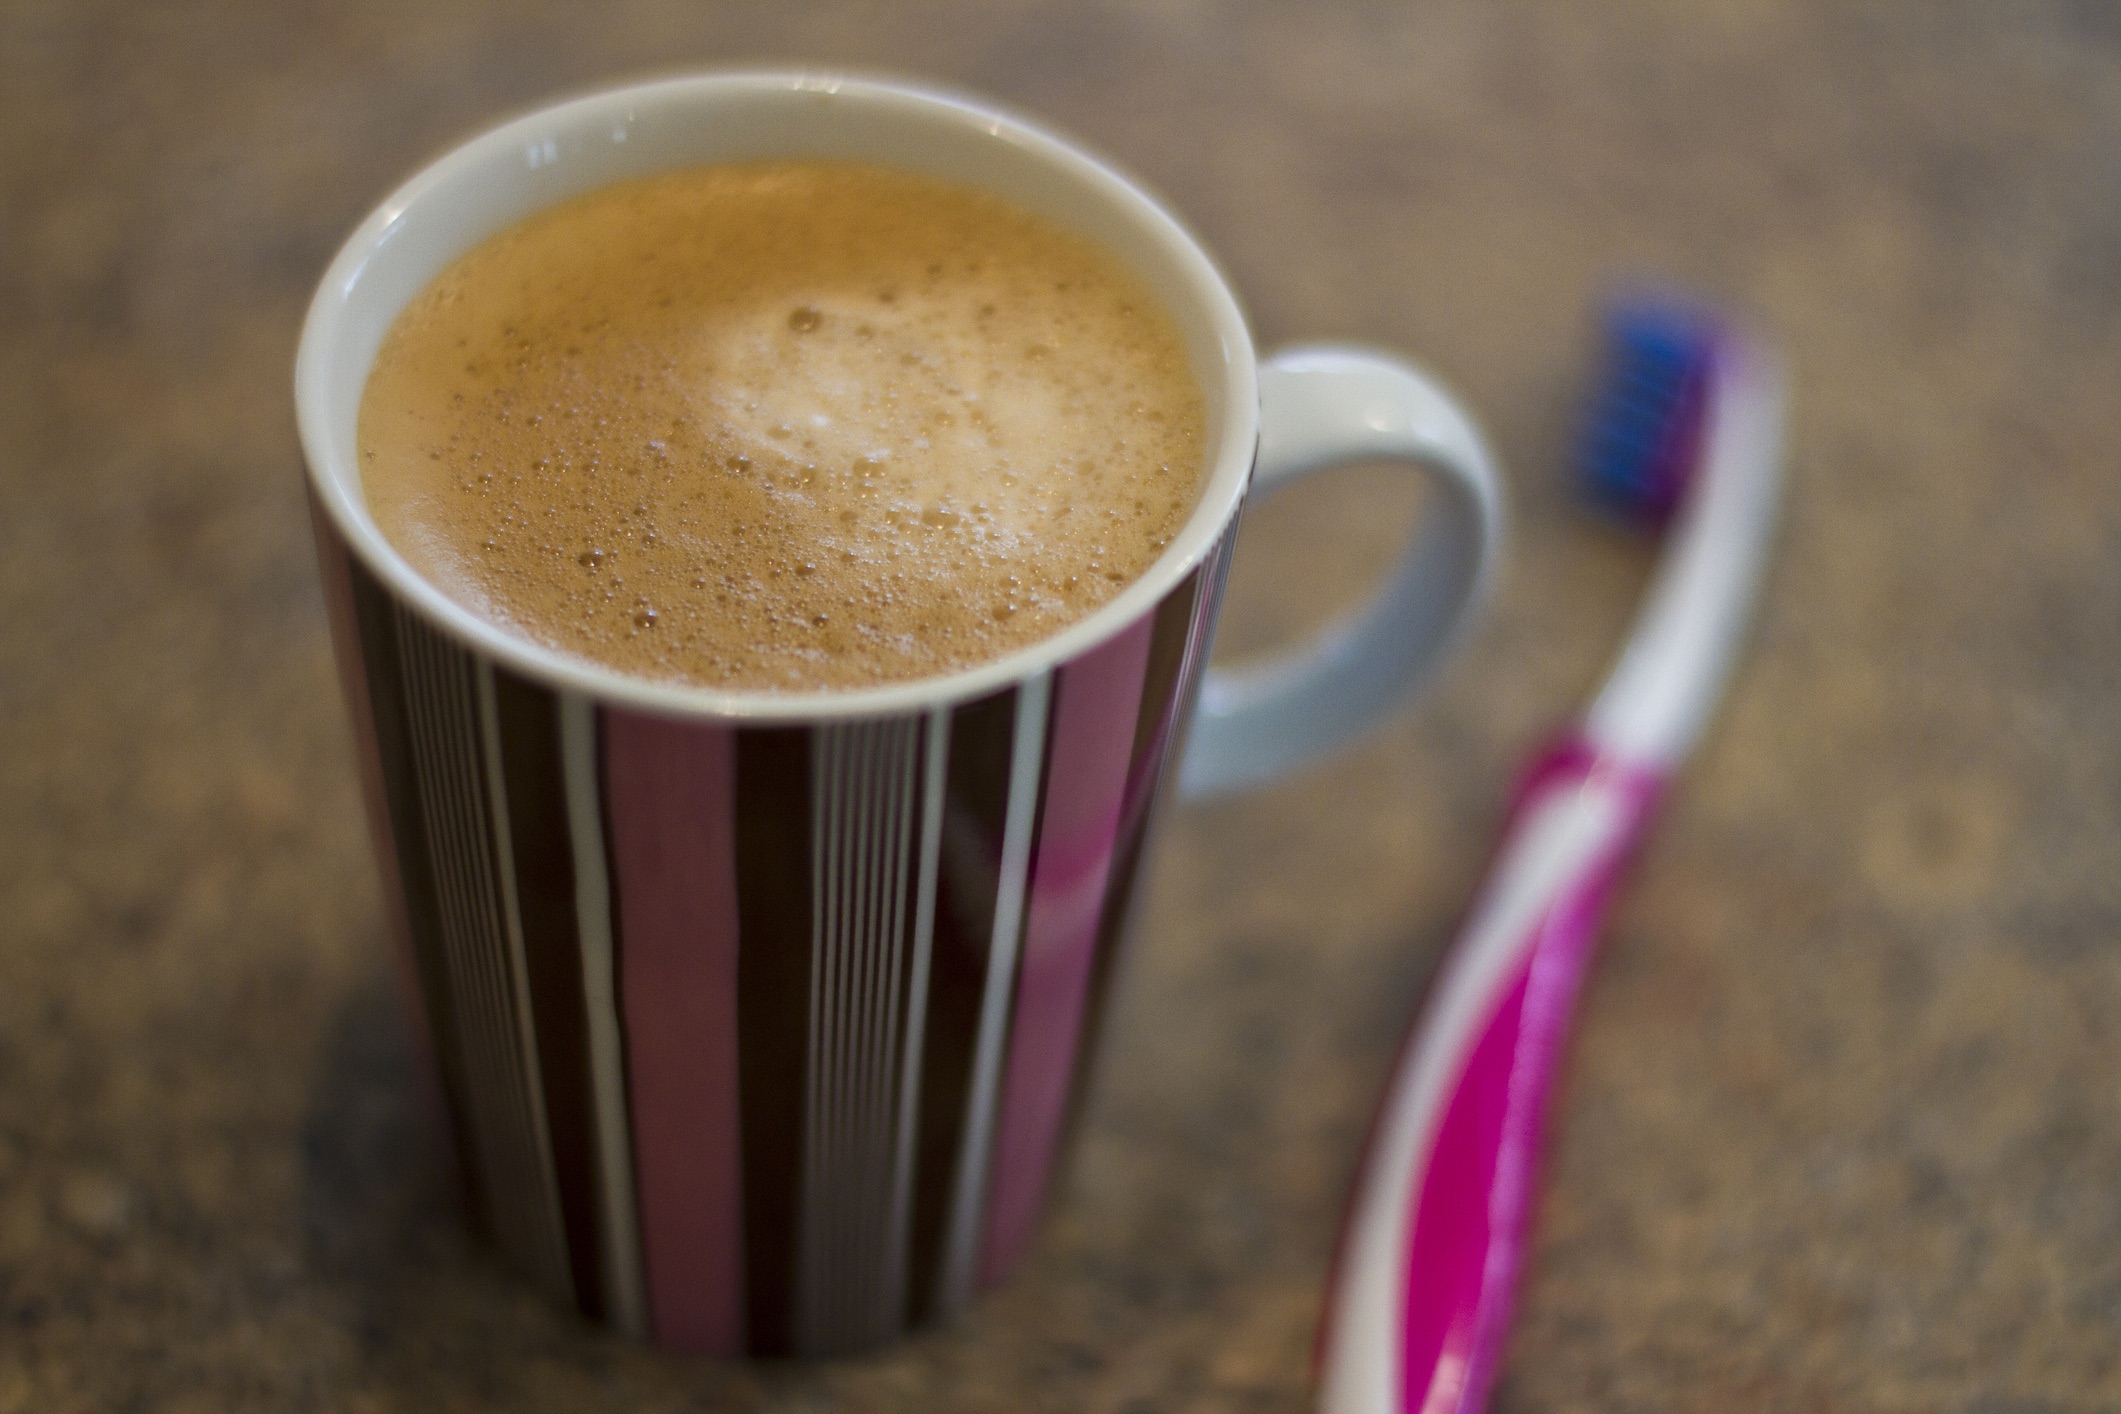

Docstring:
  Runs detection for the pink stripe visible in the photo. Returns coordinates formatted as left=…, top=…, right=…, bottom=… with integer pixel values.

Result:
left=603, top=711, right=745, bottom=1354
left=1399, top=740, right=1662, bottom=1412
left=309, top=504, right=435, bottom=1084
left=979, top=619, right=1154, bottom=1285
left=1398, top=959, right=1532, bottom=1414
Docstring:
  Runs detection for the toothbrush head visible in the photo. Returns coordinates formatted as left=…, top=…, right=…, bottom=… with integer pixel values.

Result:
left=1577, top=296, right=1722, bottom=529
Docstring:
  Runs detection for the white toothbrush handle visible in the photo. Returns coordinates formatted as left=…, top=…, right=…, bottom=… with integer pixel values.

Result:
left=1584, top=340, right=1785, bottom=766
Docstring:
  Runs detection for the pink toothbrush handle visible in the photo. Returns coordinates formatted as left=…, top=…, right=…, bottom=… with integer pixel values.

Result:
left=1317, top=739, right=1663, bottom=1414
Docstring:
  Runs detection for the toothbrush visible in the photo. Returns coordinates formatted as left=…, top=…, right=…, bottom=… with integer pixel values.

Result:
left=1313, top=298, right=1786, bottom=1414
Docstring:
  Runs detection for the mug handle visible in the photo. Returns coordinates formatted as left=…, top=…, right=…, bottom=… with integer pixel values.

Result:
left=1179, top=345, right=1505, bottom=798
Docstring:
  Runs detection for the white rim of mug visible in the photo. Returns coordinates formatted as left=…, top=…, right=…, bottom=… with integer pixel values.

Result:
left=296, top=69, right=1258, bottom=723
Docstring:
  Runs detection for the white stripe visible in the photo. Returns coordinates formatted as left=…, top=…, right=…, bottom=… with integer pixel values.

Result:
left=396, top=624, right=515, bottom=1235
left=833, top=725, right=869, bottom=1345
left=851, top=727, right=883, bottom=1338
left=836, top=728, right=873, bottom=1346
left=395, top=614, right=558, bottom=1298
left=866, top=721, right=917, bottom=1339
left=883, top=708, right=949, bottom=1327
left=1170, top=528, right=1236, bottom=763
left=418, top=624, right=554, bottom=1301
left=558, top=693, right=647, bottom=1337
left=799, top=729, right=839, bottom=1352
left=938, top=673, right=1051, bottom=1314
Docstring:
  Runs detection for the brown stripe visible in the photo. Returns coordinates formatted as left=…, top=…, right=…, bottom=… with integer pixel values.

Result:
left=733, top=727, right=814, bottom=1355
left=341, top=554, right=487, bottom=1235
left=1062, top=564, right=1211, bottom=1159
left=490, top=668, right=604, bottom=1320
left=903, top=687, right=1016, bottom=1323
left=1132, top=564, right=1213, bottom=807
left=309, top=499, right=435, bottom=1088
left=1174, top=519, right=1244, bottom=773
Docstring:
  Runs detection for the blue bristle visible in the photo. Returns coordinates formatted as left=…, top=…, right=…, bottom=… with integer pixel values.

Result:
left=1577, top=296, right=1719, bottom=525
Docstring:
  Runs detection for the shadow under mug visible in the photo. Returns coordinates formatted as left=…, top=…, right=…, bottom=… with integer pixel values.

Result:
left=295, top=70, right=1503, bottom=1357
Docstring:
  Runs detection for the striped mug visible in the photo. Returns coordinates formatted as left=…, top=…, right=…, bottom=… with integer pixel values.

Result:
left=295, top=71, right=1503, bottom=1357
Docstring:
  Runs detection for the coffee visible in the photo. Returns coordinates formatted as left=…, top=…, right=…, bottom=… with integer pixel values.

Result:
left=357, top=160, right=1206, bottom=691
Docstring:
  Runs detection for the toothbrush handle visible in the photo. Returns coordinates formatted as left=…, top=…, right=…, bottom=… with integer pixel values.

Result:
left=1317, top=739, right=1662, bottom=1414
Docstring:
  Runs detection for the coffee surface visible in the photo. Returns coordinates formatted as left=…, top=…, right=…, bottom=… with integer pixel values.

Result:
left=357, top=160, right=1207, bottom=691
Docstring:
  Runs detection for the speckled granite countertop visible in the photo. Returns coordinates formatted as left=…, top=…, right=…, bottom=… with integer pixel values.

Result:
left=5, top=2, right=2120, bottom=1409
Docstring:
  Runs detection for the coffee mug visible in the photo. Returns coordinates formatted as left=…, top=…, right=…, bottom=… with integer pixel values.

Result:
left=296, top=70, right=1502, bottom=1357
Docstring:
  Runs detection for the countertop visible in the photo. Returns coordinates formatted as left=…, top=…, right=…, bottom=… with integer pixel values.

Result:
left=5, top=2, right=2120, bottom=1408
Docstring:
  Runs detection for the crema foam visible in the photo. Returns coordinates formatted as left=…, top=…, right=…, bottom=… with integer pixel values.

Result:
left=357, top=160, right=1207, bottom=692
